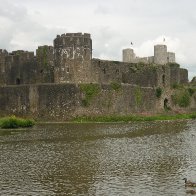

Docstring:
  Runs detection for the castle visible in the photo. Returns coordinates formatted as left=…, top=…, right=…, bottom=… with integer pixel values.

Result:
left=0, top=33, right=188, bottom=87
left=0, top=33, right=195, bottom=120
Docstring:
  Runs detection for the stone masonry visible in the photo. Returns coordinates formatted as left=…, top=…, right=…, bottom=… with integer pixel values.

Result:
left=0, top=32, right=195, bottom=120
left=0, top=33, right=188, bottom=87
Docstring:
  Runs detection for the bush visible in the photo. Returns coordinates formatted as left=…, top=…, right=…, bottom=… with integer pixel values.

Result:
left=172, top=83, right=183, bottom=89
left=172, top=90, right=191, bottom=107
left=0, top=116, right=35, bottom=129
left=188, top=88, right=195, bottom=96
left=80, top=84, right=101, bottom=106
left=156, top=87, right=163, bottom=98
left=110, top=82, right=122, bottom=91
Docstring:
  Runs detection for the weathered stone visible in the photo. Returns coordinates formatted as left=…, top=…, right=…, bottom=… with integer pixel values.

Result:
left=0, top=32, right=194, bottom=119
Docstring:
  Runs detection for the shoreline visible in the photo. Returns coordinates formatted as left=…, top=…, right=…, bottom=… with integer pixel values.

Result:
left=38, top=112, right=196, bottom=123
left=0, top=113, right=195, bottom=128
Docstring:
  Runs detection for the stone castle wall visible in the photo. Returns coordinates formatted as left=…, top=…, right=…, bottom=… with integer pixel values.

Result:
left=0, top=32, right=194, bottom=119
left=0, top=33, right=187, bottom=88
left=36, top=45, right=54, bottom=83
left=0, top=83, right=159, bottom=120
left=0, top=50, right=37, bottom=85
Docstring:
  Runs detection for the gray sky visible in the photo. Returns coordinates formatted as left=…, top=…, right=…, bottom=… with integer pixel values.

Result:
left=0, top=0, right=196, bottom=79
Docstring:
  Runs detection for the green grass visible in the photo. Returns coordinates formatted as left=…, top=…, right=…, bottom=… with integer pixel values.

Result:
left=73, top=113, right=196, bottom=123
left=0, top=116, right=35, bottom=129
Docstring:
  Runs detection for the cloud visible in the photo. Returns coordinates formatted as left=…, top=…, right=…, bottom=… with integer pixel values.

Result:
left=94, top=5, right=110, bottom=15
left=0, top=0, right=195, bottom=79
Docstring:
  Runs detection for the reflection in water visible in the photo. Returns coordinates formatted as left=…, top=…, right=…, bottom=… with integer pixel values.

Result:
left=0, top=120, right=196, bottom=195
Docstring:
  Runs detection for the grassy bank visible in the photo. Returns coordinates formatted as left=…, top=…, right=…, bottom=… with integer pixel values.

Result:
left=73, top=113, right=196, bottom=123
left=0, top=116, right=35, bottom=129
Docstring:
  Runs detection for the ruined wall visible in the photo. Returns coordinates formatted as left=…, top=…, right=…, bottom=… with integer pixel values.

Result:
left=0, top=49, right=8, bottom=85
left=0, top=83, right=159, bottom=120
left=36, top=46, right=54, bottom=83
left=91, top=59, right=130, bottom=84
left=156, top=65, right=171, bottom=88
left=1, top=51, right=37, bottom=85
left=54, top=33, right=93, bottom=84
left=91, top=59, right=187, bottom=88
left=122, top=65, right=159, bottom=87
left=179, top=68, right=188, bottom=84
left=170, top=66, right=180, bottom=86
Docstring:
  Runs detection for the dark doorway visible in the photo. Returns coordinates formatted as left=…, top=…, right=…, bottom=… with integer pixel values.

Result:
left=164, top=98, right=170, bottom=110
left=16, top=78, right=21, bottom=85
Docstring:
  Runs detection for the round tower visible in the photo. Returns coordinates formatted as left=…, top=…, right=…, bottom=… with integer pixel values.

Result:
left=154, top=45, right=167, bottom=65
left=122, top=48, right=135, bottom=63
left=53, top=33, right=92, bottom=83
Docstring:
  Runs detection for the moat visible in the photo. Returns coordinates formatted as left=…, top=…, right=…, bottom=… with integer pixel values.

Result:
left=0, top=120, right=196, bottom=195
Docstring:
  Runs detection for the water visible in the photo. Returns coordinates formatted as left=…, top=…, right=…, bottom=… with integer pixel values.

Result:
left=0, top=120, right=196, bottom=195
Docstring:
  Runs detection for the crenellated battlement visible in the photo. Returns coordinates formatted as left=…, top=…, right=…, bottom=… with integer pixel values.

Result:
left=56, top=33, right=91, bottom=38
left=37, top=45, right=53, bottom=51
left=0, top=49, right=8, bottom=55
left=54, top=32, right=92, bottom=50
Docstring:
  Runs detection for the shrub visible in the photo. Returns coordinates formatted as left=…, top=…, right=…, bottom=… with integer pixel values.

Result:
left=172, top=83, right=183, bottom=89
left=172, top=89, right=191, bottom=107
left=188, top=88, right=195, bottom=96
left=80, top=84, right=101, bottom=106
left=0, top=116, right=35, bottom=129
left=155, top=87, right=163, bottom=98
left=110, top=82, right=122, bottom=91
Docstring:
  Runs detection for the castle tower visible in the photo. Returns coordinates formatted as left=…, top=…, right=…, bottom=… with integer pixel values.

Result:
left=0, top=49, right=8, bottom=85
left=36, top=45, right=54, bottom=83
left=53, top=33, right=92, bottom=83
left=154, top=45, right=168, bottom=65
left=122, top=48, right=135, bottom=63
left=0, top=49, right=8, bottom=73
left=167, top=52, right=175, bottom=63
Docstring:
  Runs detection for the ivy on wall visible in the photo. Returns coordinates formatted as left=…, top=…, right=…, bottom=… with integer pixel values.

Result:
left=134, top=86, right=142, bottom=106
left=79, top=84, right=101, bottom=106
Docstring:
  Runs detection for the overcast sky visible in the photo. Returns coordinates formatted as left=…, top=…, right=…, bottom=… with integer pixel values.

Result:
left=0, top=0, right=196, bottom=79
